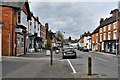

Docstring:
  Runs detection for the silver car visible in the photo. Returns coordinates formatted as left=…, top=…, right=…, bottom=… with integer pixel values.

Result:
left=62, top=46, right=77, bottom=59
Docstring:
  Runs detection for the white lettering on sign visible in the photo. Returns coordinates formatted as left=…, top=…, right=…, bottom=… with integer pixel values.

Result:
left=15, top=28, right=22, bottom=33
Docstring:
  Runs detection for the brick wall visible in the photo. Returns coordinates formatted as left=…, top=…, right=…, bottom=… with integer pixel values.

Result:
left=1, top=6, right=17, bottom=56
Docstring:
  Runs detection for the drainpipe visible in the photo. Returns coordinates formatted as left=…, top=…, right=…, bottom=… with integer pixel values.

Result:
left=12, top=9, right=14, bottom=56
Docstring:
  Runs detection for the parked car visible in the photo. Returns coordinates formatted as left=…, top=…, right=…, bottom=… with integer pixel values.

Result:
left=78, top=47, right=84, bottom=51
left=83, top=46, right=89, bottom=52
left=62, top=46, right=77, bottom=59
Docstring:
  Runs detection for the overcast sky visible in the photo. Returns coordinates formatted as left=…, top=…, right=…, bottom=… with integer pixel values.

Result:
left=29, top=0, right=119, bottom=39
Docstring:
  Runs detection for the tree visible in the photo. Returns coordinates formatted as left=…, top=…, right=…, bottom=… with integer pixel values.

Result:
left=56, top=31, right=64, bottom=41
left=68, top=36, right=71, bottom=41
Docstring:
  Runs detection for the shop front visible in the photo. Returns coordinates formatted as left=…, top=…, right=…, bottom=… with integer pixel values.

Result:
left=104, top=40, right=119, bottom=54
left=15, top=25, right=26, bottom=56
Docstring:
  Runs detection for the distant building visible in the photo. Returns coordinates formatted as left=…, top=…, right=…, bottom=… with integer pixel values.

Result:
left=79, top=31, right=92, bottom=50
left=91, top=27, right=99, bottom=51
left=40, top=23, right=48, bottom=48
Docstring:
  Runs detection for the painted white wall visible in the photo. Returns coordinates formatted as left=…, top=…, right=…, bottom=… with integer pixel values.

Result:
left=31, top=17, right=34, bottom=35
left=84, top=36, right=91, bottom=49
left=69, top=43, right=78, bottom=48
left=38, top=24, right=40, bottom=37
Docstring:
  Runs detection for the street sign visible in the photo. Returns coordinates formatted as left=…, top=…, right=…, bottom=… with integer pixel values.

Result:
left=15, top=28, right=22, bottom=33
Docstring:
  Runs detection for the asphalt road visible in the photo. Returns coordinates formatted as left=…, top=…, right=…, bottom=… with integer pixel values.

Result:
left=2, top=50, right=120, bottom=79
left=70, top=50, right=118, bottom=78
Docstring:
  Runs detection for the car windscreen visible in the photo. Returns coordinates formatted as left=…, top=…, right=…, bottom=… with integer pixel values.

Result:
left=64, top=48, right=73, bottom=51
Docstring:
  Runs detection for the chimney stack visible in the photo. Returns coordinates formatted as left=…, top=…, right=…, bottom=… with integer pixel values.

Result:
left=36, top=17, right=39, bottom=21
left=110, top=9, right=119, bottom=17
left=100, top=18, right=104, bottom=24
left=45, top=23, right=49, bottom=29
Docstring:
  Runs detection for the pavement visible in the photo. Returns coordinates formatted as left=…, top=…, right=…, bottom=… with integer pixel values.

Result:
left=90, top=51, right=120, bottom=57
left=1, top=49, right=120, bottom=79
left=2, top=50, right=74, bottom=78
left=0, top=62, right=2, bottom=80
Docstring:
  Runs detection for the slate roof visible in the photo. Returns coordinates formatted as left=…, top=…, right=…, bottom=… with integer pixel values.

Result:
left=92, top=9, right=120, bottom=34
left=0, top=0, right=31, bottom=20
left=100, top=10, right=120, bottom=28
left=0, top=0, right=28, bottom=9
left=92, top=26, right=100, bottom=34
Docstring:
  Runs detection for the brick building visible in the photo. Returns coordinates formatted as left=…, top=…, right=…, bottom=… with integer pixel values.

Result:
left=40, top=23, right=48, bottom=48
left=99, top=9, right=120, bottom=54
left=79, top=32, right=92, bottom=50
left=91, top=27, right=99, bottom=51
left=91, top=9, right=120, bottom=54
left=0, top=1, right=31, bottom=56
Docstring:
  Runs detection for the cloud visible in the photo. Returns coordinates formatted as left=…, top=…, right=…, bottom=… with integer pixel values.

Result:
left=29, top=2, right=117, bottom=39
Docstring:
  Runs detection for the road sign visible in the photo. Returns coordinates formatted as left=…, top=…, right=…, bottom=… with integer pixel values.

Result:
left=15, top=28, right=22, bottom=33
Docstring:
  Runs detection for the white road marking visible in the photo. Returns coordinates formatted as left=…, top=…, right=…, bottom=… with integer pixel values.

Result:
left=94, top=57, right=109, bottom=62
left=79, top=52, right=109, bottom=63
left=67, top=59, right=77, bottom=73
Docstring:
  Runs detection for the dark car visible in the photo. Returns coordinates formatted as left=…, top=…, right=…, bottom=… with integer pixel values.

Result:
left=83, top=46, right=89, bottom=52
left=62, top=46, right=77, bottom=59
left=78, top=47, right=84, bottom=51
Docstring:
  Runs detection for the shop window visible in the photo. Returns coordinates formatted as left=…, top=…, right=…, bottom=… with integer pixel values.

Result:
left=21, top=38, right=24, bottom=47
left=104, top=33, right=106, bottom=40
left=113, top=30, right=117, bottom=39
left=17, top=37, right=20, bottom=47
left=100, top=28, right=102, bottom=33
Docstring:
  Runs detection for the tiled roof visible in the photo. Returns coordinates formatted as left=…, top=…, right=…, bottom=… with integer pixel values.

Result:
left=0, top=0, right=27, bottom=9
left=100, top=17, right=116, bottom=28
left=92, top=26, right=100, bottom=34
left=100, top=12, right=120, bottom=28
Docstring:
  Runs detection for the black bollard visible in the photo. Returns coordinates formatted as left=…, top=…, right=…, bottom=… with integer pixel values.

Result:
left=50, top=49, right=53, bottom=65
left=88, top=57, right=92, bottom=75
